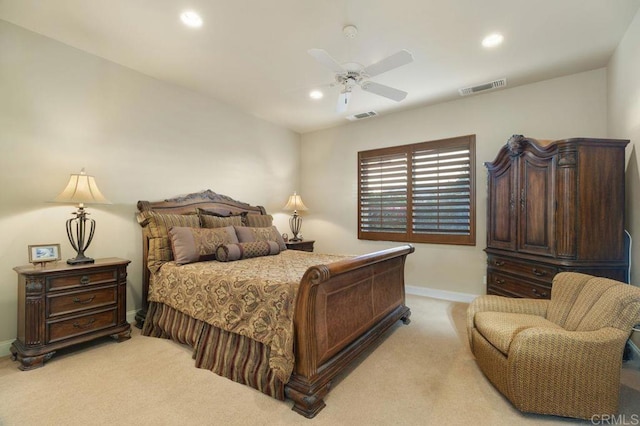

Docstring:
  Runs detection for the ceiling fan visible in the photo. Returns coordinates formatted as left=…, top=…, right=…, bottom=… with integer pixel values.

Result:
left=308, top=25, right=414, bottom=113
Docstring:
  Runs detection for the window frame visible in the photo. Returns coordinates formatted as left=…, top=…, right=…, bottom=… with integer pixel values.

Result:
left=358, top=134, right=476, bottom=246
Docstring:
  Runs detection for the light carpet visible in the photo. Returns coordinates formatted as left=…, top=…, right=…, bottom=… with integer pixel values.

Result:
left=0, top=294, right=638, bottom=425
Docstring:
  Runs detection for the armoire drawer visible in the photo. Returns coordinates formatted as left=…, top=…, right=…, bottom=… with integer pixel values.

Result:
left=487, top=271, right=552, bottom=299
left=487, top=255, right=557, bottom=284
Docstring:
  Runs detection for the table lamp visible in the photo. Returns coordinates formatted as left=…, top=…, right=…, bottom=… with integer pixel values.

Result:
left=283, top=192, right=308, bottom=242
left=53, top=168, right=111, bottom=264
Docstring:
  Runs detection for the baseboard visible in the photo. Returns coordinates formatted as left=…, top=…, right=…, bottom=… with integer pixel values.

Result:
left=406, top=285, right=478, bottom=303
left=0, top=339, right=12, bottom=359
left=126, top=309, right=137, bottom=325
left=0, top=309, right=140, bottom=359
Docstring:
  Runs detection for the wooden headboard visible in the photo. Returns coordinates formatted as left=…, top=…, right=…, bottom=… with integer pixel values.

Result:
left=134, top=189, right=267, bottom=327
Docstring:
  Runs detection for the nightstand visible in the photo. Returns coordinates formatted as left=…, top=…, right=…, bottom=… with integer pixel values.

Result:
left=286, top=240, right=315, bottom=252
left=10, top=257, right=131, bottom=370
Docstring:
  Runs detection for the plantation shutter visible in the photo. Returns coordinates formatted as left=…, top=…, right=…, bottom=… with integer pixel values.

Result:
left=358, top=149, right=408, bottom=238
left=358, top=135, right=475, bottom=245
left=411, top=143, right=472, bottom=237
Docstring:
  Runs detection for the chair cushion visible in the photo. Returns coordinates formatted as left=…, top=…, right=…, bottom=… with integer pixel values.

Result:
left=475, top=312, right=562, bottom=355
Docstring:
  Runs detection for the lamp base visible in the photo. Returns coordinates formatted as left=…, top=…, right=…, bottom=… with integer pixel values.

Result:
left=289, top=213, right=303, bottom=243
left=65, top=208, right=97, bottom=266
left=67, top=255, right=95, bottom=265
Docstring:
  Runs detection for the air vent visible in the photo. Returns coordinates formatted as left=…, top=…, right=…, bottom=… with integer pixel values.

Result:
left=458, top=78, right=507, bottom=96
left=347, top=111, right=378, bottom=121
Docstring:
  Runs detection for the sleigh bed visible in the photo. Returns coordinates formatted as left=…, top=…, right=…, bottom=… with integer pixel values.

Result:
left=135, top=190, right=414, bottom=418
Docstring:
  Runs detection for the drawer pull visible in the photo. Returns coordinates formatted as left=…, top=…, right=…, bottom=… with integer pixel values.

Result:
left=495, top=279, right=505, bottom=285
left=532, top=288, right=548, bottom=298
left=494, top=260, right=505, bottom=267
left=72, top=296, right=95, bottom=305
left=72, top=318, right=96, bottom=329
left=80, top=276, right=91, bottom=285
left=532, top=268, right=547, bottom=277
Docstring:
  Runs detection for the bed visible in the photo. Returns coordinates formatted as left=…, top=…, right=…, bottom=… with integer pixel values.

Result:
left=135, top=190, right=414, bottom=418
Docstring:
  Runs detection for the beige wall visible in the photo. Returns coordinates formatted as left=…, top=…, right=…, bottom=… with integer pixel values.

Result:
left=0, top=21, right=300, bottom=347
left=607, top=8, right=640, bottom=349
left=300, top=69, right=608, bottom=296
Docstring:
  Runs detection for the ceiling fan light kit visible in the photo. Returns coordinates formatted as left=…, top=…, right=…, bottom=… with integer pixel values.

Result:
left=343, top=25, right=358, bottom=38
left=308, top=24, right=413, bottom=113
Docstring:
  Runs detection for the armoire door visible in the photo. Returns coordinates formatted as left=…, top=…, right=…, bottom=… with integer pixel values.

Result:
left=486, top=158, right=516, bottom=250
left=517, top=152, right=555, bottom=256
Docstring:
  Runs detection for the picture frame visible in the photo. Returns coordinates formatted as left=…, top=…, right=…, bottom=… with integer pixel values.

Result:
left=28, top=243, right=61, bottom=264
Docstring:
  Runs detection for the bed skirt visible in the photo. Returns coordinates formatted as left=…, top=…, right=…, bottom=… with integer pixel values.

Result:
left=142, top=301, right=285, bottom=400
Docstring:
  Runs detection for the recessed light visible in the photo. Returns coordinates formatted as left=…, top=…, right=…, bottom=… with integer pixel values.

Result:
left=482, top=33, right=504, bottom=48
left=181, top=11, right=203, bottom=28
left=309, top=90, right=323, bottom=100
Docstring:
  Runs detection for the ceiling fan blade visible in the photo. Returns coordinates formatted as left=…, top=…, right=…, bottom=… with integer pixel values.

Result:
left=360, top=81, right=408, bottom=102
left=337, top=90, right=351, bottom=113
left=364, top=50, right=414, bottom=77
left=308, top=48, right=345, bottom=73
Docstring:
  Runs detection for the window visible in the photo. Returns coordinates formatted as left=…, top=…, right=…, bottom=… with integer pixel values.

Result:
left=358, top=135, right=476, bottom=245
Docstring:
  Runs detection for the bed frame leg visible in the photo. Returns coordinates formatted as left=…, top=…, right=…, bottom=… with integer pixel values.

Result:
left=401, top=308, right=412, bottom=325
left=285, top=381, right=331, bottom=418
left=134, top=308, right=147, bottom=329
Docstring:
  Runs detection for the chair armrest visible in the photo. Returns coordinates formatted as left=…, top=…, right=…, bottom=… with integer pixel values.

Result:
left=466, top=295, right=549, bottom=348
left=507, top=327, right=629, bottom=418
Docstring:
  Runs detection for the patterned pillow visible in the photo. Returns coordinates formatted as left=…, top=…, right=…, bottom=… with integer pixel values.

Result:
left=136, top=211, right=200, bottom=272
left=216, top=241, right=280, bottom=262
left=245, top=214, right=273, bottom=228
left=169, top=226, right=239, bottom=264
left=198, top=208, right=245, bottom=228
left=234, top=226, right=287, bottom=251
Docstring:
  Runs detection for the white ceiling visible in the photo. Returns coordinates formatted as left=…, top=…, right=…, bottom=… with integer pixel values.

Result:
left=1, top=0, right=639, bottom=134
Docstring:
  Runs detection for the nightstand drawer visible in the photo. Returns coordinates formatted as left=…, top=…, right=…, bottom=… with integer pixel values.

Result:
left=286, top=240, right=315, bottom=252
left=47, top=308, right=117, bottom=343
left=47, top=269, right=117, bottom=291
left=48, top=285, right=117, bottom=317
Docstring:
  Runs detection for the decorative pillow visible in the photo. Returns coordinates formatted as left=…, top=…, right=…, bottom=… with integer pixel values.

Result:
left=245, top=214, right=274, bottom=228
left=169, top=226, right=239, bottom=265
left=216, top=241, right=280, bottom=262
left=234, top=226, right=287, bottom=251
left=198, top=208, right=245, bottom=228
left=136, top=211, right=200, bottom=272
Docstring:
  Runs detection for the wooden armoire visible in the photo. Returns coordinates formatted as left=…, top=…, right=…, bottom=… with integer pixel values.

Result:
left=485, top=135, right=629, bottom=298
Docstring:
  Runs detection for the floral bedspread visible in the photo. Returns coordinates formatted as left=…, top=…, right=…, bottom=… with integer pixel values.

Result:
left=149, top=250, right=351, bottom=383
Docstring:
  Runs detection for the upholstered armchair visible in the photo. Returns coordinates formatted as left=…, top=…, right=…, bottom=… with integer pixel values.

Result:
left=467, top=272, right=640, bottom=419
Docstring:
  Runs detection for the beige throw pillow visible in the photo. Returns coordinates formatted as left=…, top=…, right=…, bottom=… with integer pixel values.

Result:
left=234, top=226, right=287, bottom=251
left=244, top=214, right=274, bottom=228
left=216, top=241, right=280, bottom=262
left=169, top=226, right=238, bottom=264
left=136, top=211, right=200, bottom=272
left=198, top=208, right=244, bottom=229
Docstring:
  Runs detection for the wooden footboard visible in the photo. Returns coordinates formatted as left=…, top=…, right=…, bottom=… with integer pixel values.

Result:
left=285, top=244, right=414, bottom=418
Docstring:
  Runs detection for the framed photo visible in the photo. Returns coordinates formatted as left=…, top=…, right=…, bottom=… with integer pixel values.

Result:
left=28, top=244, right=61, bottom=263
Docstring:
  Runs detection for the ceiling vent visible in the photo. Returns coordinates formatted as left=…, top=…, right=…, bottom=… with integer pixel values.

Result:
left=458, top=78, right=507, bottom=96
left=347, top=111, right=378, bottom=121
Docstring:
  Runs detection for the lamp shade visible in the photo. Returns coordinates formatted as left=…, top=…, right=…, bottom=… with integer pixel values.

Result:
left=54, top=169, right=111, bottom=206
left=283, top=192, right=308, bottom=212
